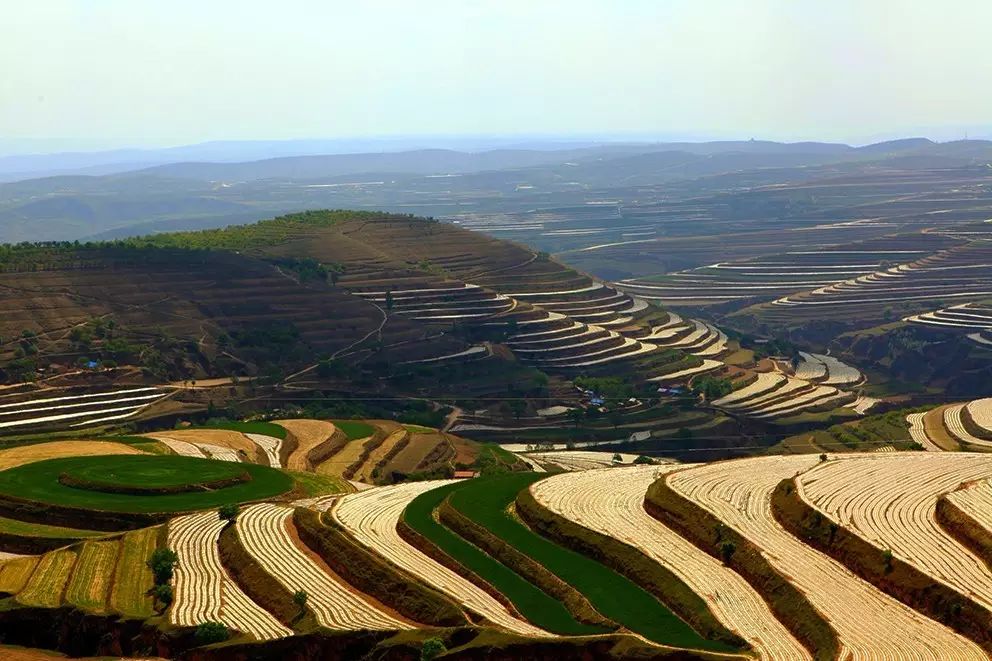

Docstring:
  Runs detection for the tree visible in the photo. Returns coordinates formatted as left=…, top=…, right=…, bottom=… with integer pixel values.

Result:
left=608, top=409, right=624, bottom=430
left=509, top=400, right=525, bottom=420
left=385, top=290, right=394, bottom=311
left=819, top=453, right=828, bottom=462
left=567, top=408, right=584, bottom=428
left=151, top=584, right=173, bottom=610
left=882, top=548, right=894, bottom=574
left=633, top=455, right=654, bottom=465
left=293, top=589, right=309, bottom=614
left=194, top=621, right=230, bottom=644
left=421, top=637, right=447, bottom=661
left=719, top=541, right=736, bottom=565
left=147, top=548, right=179, bottom=586
left=612, top=452, right=623, bottom=463
left=218, top=503, right=239, bottom=523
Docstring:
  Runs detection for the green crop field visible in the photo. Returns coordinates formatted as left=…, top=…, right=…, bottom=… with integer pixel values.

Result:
left=65, top=456, right=245, bottom=490
left=0, top=515, right=102, bottom=539
left=0, top=455, right=293, bottom=513
left=110, top=527, right=158, bottom=617
left=65, top=540, right=119, bottom=613
left=287, top=470, right=351, bottom=496
left=448, top=473, right=731, bottom=651
left=16, top=548, right=77, bottom=608
left=333, top=420, right=376, bottom=440
left=403, top=481, right=604, bottom=635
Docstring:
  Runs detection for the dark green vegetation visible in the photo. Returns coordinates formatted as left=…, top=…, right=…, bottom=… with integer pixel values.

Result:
left=402, top=481, right=602, bottom=635
left=0, top=455, right=293, bottom=513
left=772, top=409, right=922, bottom=454
left=437, top=495, right=615, bottom=630
left=58, top=456, right=247, bottom=494
left=646, top=476, right=836, bottom=661
left=515, top=488, right=748, bottom=650
left=773, top=477, right=992, bottom=654
left=447, top=474, right=732, bottom=651
left=333, top=420, right=376, bottom=440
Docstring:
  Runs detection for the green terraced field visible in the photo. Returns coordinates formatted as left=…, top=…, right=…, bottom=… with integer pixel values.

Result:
left=333, top=420, right=376, bottom=440
left=65, top=540, right=119, bottom=613
left=448, top=473, right=732, bottom=651
left=0, top=455, right=293, bottom=513
left=403, top=481, right=604, bottom=635
left=0, top=515, right=102, bottom=539
left=109, top=527, right=158, bottom=617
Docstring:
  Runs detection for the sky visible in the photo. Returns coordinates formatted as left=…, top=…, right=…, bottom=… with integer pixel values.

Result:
left=3, top=0, right=992, bottom=152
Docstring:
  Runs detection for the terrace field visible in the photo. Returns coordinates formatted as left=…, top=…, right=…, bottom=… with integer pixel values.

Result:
left=7, top=144, right=992, bottom=659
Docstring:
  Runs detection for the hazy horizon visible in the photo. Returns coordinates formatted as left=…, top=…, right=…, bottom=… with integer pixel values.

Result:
left=4, top=1, right=992, bottom=154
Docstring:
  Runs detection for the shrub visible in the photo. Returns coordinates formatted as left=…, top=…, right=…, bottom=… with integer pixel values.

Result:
left=151, top=584, right=173, bottom=610
left=218, top=503, right=239, bottom=522
left=147, top=548, right=179, bottom=586
left=194, top=621, right=230, bottom=645
left=420, top=637, right=446, bottom=661
left=293, top=589, right=309, bottom=614
left=719, top=541, right=736, bottom=564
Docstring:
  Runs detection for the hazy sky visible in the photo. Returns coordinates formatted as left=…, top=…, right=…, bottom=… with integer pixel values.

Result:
left=3, top=0, right=992, bottom=151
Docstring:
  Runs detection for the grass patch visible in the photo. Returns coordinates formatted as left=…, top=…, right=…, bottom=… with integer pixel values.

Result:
left=333, top=420, right=376, bottom=440
left=0, top=455, right=293, bottom=513
left=403, top=481, right=600, bottom=635
left=449, top=473, right=730, bottom=651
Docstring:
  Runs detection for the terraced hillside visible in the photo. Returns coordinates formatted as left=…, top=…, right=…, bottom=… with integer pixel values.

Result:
left=12, top=428, right=992, bottom=660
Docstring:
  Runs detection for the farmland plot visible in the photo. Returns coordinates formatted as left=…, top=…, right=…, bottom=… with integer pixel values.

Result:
left=17, top=549, right=77, bottom=608
left=0, top=555, right=38, bottom=594
left=110, top=527, right=159, bottom=617
left=947, top=480, right=992, bottom=537
left=245, top=433, right=283, bottom=468
left=0, top=440, right=144, bottom=470
left=64, top=540, right=119, bottom=613
left=648, top=359, right=723, bottom=383
left=944, top=405, right=992, bottom=448
left=798, top=453, right=992, bottom=611
left=669, top=455, right=984, bottom=660
left=523, top=451, right=638, bottom=471
left=276, top=419, right=337, bottom=470
left=146, top=429, right=262, bottom=463
left=0, top=387, right=169, bottom=432
left=712, top=373, right=786, bottom=407
left=532, top=466, right=809, bottom=660
left=237, top=503, right=410, bottom=630
left=195, top=443, right=241, bottom=463
left=331, top=480, right=549, bottom=637
left=907, top=413, right=943, bottom=451
left=155, top=437, right=208, bottom=458
left=169, top=511, right=290, bottom=639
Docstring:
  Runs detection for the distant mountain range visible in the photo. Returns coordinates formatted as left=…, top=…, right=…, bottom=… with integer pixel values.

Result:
left=0, top=137, right=990, bottom=245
